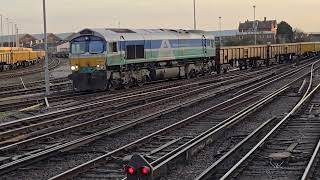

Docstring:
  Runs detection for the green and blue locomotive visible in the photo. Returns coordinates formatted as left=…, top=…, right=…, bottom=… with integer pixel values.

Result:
left=69, top=28, right=216, bottom=91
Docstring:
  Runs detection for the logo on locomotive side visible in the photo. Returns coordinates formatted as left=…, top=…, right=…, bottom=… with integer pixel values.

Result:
left=159, top=40, right=174, bottom=59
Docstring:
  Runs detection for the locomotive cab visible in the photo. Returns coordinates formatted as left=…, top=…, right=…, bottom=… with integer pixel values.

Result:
left=69, top=31, right=108, bottom=91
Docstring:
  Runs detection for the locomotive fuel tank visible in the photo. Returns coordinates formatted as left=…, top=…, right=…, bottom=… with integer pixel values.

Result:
left=151, top=67, right=185, bottom=80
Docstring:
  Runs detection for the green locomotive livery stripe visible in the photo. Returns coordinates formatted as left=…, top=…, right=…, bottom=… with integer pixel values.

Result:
left=106, top=47, right=215, bottom=66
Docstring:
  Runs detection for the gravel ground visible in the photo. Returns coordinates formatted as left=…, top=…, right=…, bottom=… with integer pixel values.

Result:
left=234, top=91, right=320, bottom=180
left=0, top=63, right=314, bottom=179
left=1, top=80, right=239, bottom=160
left=0, top=111, right=36, bottom=124
left=1, top=81, right=252, bottom=179
left=313, top=160, right=320, bottom=180
left=0, top=58, right=70, bottom=122
left=0, top=58, right=69, bottom=86
left=166, top=81, right=303, bottom=180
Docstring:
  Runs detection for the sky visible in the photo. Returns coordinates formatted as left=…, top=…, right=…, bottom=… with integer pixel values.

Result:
left=0, top=0, right=319, bottom=34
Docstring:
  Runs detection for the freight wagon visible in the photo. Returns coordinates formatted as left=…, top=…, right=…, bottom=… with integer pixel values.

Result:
left=217, top=42, right=320, bottom=72
left=0, top=50, right=45, bottom=71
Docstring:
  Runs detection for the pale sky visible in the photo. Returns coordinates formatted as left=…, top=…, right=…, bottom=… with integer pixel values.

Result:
left=0, top=0, right=319, bottom=34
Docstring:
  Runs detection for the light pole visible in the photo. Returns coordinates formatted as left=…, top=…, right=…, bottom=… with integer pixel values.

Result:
left=253, top=5, right=257, bottom=45
left=11, top=23, right=14, bottom=47
left=0, top=14, right=3, bottom=47
left=193, top=0, right=197, bottom=30
left=15, top=24, right=18, bottom=47
left=6, top=19, right=11, bottom=47
left=43, top=0, right=50, bottom=97
left=219, top=16, right=222, bottom=47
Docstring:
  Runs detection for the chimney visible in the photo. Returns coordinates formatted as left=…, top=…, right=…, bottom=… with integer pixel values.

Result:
left=264, top=17, right=267, bottom=21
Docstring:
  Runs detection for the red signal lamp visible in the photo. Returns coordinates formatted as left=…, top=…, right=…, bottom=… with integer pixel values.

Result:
left=125, top=166, right=135, bottom=175
left=141, top=166, right=151, bottom=175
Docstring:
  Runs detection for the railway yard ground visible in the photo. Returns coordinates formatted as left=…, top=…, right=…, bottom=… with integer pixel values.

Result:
left=0, top=56, right=320, bottom=180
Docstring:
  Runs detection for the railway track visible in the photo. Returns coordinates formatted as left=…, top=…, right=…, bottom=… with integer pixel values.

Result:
left=0, top=77, right=69, bottom=92
left=0, top=57, right=314, bottom=112
left=0, top=81, right=71, bottom=99
left=0, top=59, right=315, bottom=179
left=46, top=61, right=320, bottom=180
left=0, top=63, right=286, bottom=112
left=194, top=62, right=320, bottom=180
left=302, top=139, right=320, bottom=179
left=0, top=58, right=61, bottom=79
left=301, top=138, right=320, bottom=180
left=0, top=68, right=276, bottom=151
left=0, top=62, right=308, bottom=145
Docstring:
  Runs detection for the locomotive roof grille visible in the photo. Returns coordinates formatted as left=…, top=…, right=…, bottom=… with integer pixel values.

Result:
left=80, top=29, right=94, bottom=35
left=106, top=28, right=136, bottom=33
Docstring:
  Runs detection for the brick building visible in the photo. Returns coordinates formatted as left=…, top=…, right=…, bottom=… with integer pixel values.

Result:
left=309, top=33, right=320, bottom=42
left=0, top=32, right=75, bottom=52
left=239, top=17, right=277, bottom=33
left=211, top=29, right=276, bottom=45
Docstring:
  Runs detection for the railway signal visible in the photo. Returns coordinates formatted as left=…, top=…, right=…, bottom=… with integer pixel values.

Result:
left=125, top=154, right=153, bottom=180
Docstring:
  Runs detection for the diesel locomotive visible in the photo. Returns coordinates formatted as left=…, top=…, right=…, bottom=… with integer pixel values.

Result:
left=69, top=28, right=215, bottom=91
left=68, top=28, right=320, bottom=92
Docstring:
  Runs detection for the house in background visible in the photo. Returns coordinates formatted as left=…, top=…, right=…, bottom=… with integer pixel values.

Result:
left=308, top=33, right=320, bottom=42
left=0, top=32, right=75, bottom=53
left=239, top=17, right=277, bottom=33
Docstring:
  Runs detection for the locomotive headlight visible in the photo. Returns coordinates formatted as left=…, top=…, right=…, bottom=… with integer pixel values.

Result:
left=71, top=65, right=79, bottom=71
left=96, top=64, right=106, bottom=70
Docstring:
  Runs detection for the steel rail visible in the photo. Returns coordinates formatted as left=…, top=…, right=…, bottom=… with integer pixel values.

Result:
left=49, top=61, right=317, bottom=180
left=0, top=77, right=69, bottom=92
left=0, top=58, right=61, bottom=79
left=0, top=69, right=267, bottom=151
left=0, top=69, right=252, bottom=112
left=0, top=67, right=278, bottom=174
left=194, top=117, right=276, bottom=180
left=194, top=61, right=320, bottom=180
left=301, top=138, right=320, bottom=180
left=0, top=59, right=317, bottom=177
left=49, top=82, right=288, bottom=180
left=0, top=74, right=264, bottom=175
left=0, top=67, right=276, bottom=139
left=219, top=83, right=320, bottom=180
left=132, top=60, right=320, bottom=180
left=0, top=61, right=310, bottom=148
left=0, top=81, right=71, bottom=97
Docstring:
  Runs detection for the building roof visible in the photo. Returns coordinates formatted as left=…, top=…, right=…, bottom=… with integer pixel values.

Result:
left=308, top=32, right=320, bottom=35
left=0, top=32, right=75, bottom=43
left=0, top=34, right=28, bottom=43
left=209, top=30, right=239, bottom=37
left=209, top=30, right=275, bottom=37
left=31, top=33, right=58, bottom=40
left=55, top=33, right=75, bottom=41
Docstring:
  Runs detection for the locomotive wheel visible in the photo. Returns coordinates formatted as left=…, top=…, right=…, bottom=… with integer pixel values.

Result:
left=186, top=69, right=196, bottom=79
left=137, top=76, right=147, bottom=87
left=137, top=81, right=144, bottom=87
left=123, top=83, right=130, bottom=89
left=108, top=85, right=116, bottom=91
left=107, top=80, right=117, bottom=91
